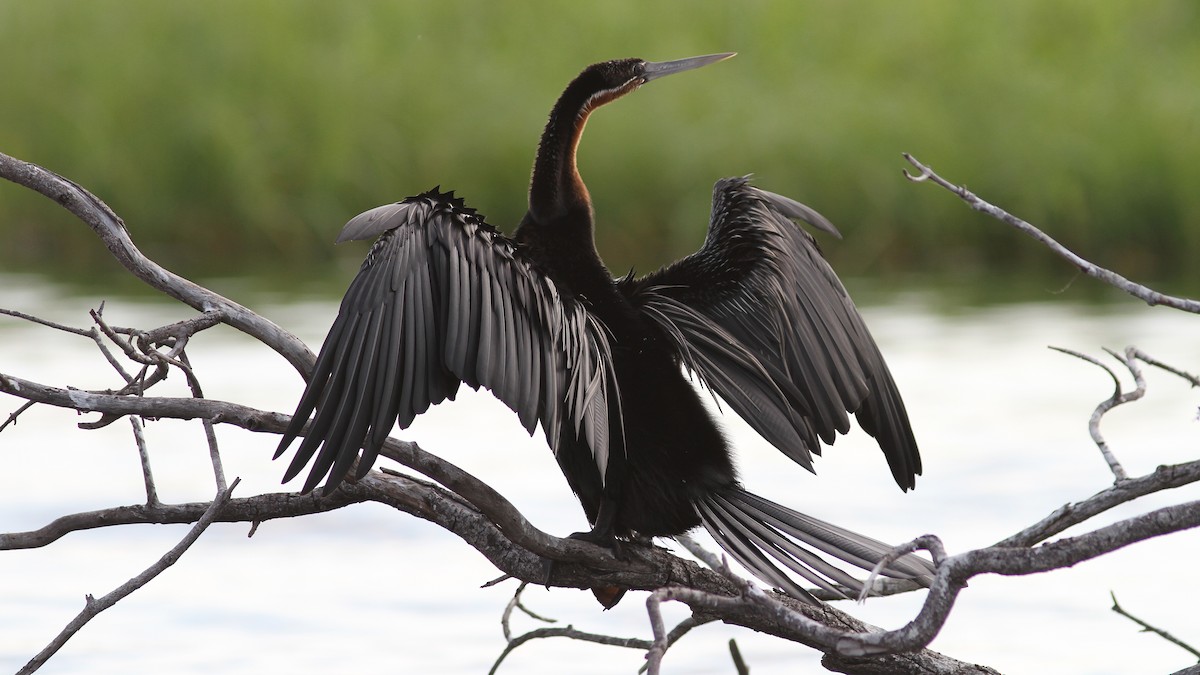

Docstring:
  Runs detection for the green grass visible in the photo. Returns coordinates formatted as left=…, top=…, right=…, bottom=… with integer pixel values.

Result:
left=2, top=1, right=1198, bottom=297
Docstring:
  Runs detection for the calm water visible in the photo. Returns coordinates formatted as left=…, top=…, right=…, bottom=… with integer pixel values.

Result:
left=1, top=277, right=1198, bottom=674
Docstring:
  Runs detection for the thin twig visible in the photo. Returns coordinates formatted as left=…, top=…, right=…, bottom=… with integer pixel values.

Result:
left=0, top=307, right=93, bottom=336
left=515, top=594, right=556, bottom=625
left=1130, top=348, right=1200, bottom=388
left=675, top=534, right=728, bottom=576
left=481, top=574, right=513, bottom=589
left=129, top=416, right=160, bottom=507
left=499, top=582, right=556, bottom=642
left=17, top=478, right=240, bottom=675
left=89, top=303, right=135, bottom=384
left=1110, top=591, right=1200, bottom=661
left=0, top=400, right=36, bottom=433
left=92, top=328, right=135, bottom=384
left=500, top=582, right=522, bottom=641
left=902, top=153, right=1200, bottom=314
left=490, top=625, right=651, bottom=675
left=492, top=580, right=703, bottom=675
left=1050, top=346, right=1131, bottom=480
left=637, top=616, right=717, bottom=675
left=90, top=308, right=159, bottom=367
left=178, top=350, right=226, bottom=491
left=729, top=639, right=749, bottom=675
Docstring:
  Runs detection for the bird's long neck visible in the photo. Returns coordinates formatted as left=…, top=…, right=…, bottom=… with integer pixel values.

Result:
left=528, top=73, right=637, bottom=226
left=528, top=81, right=596, bottom=224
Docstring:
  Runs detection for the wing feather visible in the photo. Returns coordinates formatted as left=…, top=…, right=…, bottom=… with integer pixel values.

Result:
left=622, top=176, right=920, bottom=490
left=276, top=188, right=620, bottom=493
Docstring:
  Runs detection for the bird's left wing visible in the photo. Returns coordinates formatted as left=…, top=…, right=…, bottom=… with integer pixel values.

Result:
left=619, top=177, right=919, bottom=490
left=275, top=188, right=619, bottom=494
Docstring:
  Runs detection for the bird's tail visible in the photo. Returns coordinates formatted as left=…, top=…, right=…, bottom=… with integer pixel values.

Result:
left=694, top=488, right=934, bottom=602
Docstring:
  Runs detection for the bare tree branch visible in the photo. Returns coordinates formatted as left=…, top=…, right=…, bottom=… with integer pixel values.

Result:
left=901, top=152, right=1200, bottom=314
left=995, top=459, right=1200, bottom=549
left=1110, top=591, right=1200, bottom=662
left=0, top=151, right=315, bottom=374
left=490, top=623, right=651, bottom=675
left=16, top=478, right=241, bottom=674
left=834, top=500, right=1200, bottom=658
left=0, top=371, right=288, bottom=432
left=1049, top=345, right=1138, bottom=480
left=0, top=399, right=35, bottom=432
left=0, top=307, right=93, bottom=336
left=1130, top=348, right=1200, bottom=388
left=636, top=616, right=716, bottom=675
left=728, top=639, right=749, bottom=675
left=499, top=582, right=552, bottom=642
left=128, top=416, right=160, bottom=507
left=0, top=488, right=368, bottom=551
left=176, top=350, right=226, bottom=491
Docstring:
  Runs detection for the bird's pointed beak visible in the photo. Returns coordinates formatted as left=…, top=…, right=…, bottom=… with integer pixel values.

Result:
left=642, top=52, right=736, bottom=83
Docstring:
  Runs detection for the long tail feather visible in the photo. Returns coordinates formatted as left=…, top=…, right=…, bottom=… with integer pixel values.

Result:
left=696, top=488, right=934, bottom=602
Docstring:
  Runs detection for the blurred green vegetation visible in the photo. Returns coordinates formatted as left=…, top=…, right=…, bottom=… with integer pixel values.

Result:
left=1, top=1, right=1197, bottom=300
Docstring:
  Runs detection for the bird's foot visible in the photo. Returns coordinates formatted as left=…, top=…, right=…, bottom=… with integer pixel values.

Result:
left=540, top=528, right=623, bottom=587
left=566, top=528, right=621, bottom=549
left=539, top=530, right=631, bottom=610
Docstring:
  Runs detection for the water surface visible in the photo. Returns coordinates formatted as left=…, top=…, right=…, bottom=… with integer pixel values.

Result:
left=1, top=280, right=1198, bottom=674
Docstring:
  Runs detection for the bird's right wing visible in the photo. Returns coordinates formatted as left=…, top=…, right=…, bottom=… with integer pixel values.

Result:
left=275, top=188, right=619, bottom=494
left=621, top=177, right=919, bottom=490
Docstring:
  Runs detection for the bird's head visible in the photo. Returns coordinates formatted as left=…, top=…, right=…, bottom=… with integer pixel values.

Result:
left=574, top=52, right=735, bottom=116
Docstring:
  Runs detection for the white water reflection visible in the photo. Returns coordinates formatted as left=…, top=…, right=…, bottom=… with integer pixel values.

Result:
left=1, top=279, right=1198, bottom=674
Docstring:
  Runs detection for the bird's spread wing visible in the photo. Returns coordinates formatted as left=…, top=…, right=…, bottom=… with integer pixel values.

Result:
left=620, top=176, right=919, bottom=490
left=275, top=188, right=620, bottom=493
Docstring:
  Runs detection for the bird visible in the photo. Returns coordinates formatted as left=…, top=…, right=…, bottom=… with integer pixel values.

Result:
left=274, top=53, right=934, bottom=602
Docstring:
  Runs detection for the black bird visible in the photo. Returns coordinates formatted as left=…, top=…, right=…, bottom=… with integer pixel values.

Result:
left=275, top=53, right=933, bottom=601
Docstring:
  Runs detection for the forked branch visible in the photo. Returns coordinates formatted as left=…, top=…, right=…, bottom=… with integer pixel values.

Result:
left=16, top=479, right=240, bottom=675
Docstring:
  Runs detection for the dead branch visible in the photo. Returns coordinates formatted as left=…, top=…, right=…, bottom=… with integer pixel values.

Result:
left=499, top=582, right=554, bottom=642
left=638, top=492, right=1200, bottom=664
left=490, top=581, right=714, bottom=674
left=995, top=459, right=1200, bottom=549
left=833, top=500, right=1200, bottom=658
left=902, top=152, right=1200, bottom=314
left=0, top=151, right=314, bottom=374
left=1130, top=348, right=1200, bottom=388
left=17, top=478, right=240, bottom=675
left=1050, top=345, right=1141, bottom=481
left=0, top=488, right=368, bottom=551
left=175, top=350, right=226, bottom=490
left=1110, top=592, right=1200, bottom=662
left=128, top=416, right=160, bottom=506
